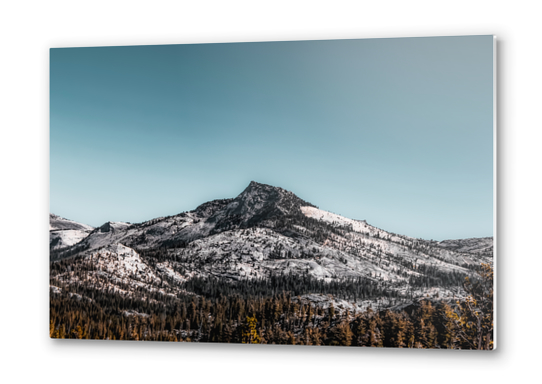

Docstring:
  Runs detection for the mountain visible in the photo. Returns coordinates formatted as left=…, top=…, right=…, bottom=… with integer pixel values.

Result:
left=49, top=181, right=315, bottom=255
left=50, top=181, right=493, bottom=313
left=50, top=181, right=494, bottom=345
left=49, top=213, right=94, bottom=250
left=435, top=237, right=493, bottom=257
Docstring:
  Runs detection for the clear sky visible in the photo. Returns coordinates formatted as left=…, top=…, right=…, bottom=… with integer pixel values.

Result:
left=50, top=35, right=494, bottom=241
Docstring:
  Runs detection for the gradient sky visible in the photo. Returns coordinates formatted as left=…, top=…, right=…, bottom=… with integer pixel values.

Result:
left=50, top=35, right=494, bottom=241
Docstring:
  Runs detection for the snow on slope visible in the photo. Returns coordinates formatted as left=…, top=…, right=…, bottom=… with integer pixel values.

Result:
left=50, top=213, right=94, bottom=232
left=53, top=210, right=213, bottom=258
left=301, top=206, right=408, bottom=244
left=50, top=213, right=94, bottom=250
left=165, top=226, right=396, bottom=282
left=84, top=221, right=133, bottom=249
left=50, top=230, right=91, bottom=250
left=300, top=205, right=486, bottom=276
left=92, top=243, right=153, bottom=278
left=51, top=242, right=187, bottom=302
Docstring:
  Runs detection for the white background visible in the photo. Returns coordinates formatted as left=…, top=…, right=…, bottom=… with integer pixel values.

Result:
left=1, top=0, right=540, bottom=382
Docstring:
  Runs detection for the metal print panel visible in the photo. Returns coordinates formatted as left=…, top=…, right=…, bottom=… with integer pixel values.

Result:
left=50, top=35, right=495, bottom=349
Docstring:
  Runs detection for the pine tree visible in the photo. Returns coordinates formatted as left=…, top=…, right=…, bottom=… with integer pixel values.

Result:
left=328, top=320, right=354, bottom=346
left=434, top=302, right=457, bottom=349
left=413, top=300, right=437, bottom=349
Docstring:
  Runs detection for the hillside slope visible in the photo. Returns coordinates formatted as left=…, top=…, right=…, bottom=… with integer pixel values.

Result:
left=50, top=182, right=493, bottom=312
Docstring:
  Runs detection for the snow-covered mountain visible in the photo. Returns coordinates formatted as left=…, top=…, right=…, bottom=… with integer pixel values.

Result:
left=49, top=213, right=94, bottom=250
left=50, top=181, right=493, bottom=311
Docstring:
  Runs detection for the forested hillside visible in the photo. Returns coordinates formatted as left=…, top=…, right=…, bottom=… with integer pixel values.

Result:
left=50, top=182, right=494, bottom=349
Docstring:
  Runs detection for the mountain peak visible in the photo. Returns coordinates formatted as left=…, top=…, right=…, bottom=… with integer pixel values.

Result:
left=239, top=181, right=314, bottom=206
left=243, top=180, right=285, bottom=193
left=97, top=221, right=131, bottom=233
left=241, top=181, right=312, bottom=201
left=213, top=181, right=316, bottom=228
left=248, top=180, right=263, bottom=187
left=242, top=180, right=287, bottom=195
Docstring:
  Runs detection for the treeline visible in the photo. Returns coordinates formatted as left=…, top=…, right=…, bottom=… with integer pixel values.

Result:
left=50, top=251, right=494, bottom=349
left=408, top=267, right=468, bottom=288
left=177, top=274, right=395, bottom=302
left=49, top=289, right=479, bottom=349
left=50, top=252, right=400, bottom=304
left=138, top=245, right=405, bottom=303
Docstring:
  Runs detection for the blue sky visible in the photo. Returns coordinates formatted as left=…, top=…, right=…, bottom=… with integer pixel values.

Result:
left=50, top=35, right=494, bottom=240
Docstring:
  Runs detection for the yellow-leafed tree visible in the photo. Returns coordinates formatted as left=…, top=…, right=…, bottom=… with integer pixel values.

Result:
left=241, top=316, right=261, bottom=344
left=447, top=263, right=494, bottom=350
